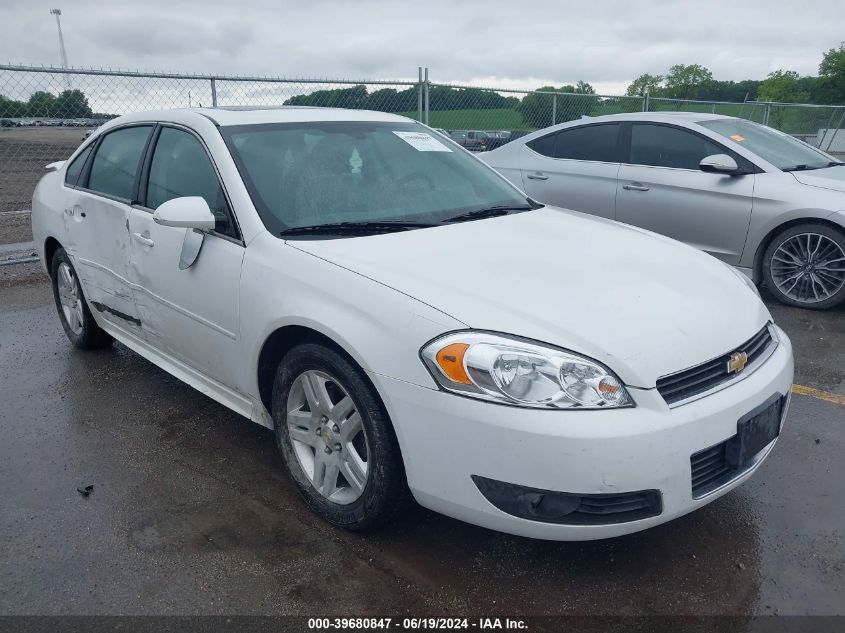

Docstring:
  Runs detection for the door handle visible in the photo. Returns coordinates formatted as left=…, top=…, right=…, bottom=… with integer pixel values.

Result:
left=526, top=173, right=549, bottom=181
left=132, top=232, right=154, bottom=247
left=623, top=183, right=650, bottom=192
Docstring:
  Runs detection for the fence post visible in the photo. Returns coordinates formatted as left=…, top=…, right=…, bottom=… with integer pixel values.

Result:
left=210, top=78, right=217, bottom=107
left=551, top=95, right=557, bottom=125
left=820, top=109, right=838, bottom=148
left=643, top=90, right=650, bottom=112
left=764, top=102, right=771, bottom=126
left=417, top=67, right=423, bottom=122
left=424, top=67, right=430, bottom=126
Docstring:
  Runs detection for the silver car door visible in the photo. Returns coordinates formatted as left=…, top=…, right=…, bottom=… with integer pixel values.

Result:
left=127, top=125, right=245, bottom=387
left=615, top=123, right=754, bottom=265
left=519, top=123, right=622, bottom=220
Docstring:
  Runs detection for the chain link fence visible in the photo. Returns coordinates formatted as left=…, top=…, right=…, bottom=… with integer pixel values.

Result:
left=2, top=64, right=844, bottom=213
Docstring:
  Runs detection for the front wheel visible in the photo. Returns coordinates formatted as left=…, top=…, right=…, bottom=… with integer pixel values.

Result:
left=763, top=223, right=845, bottom=310
left=271, top=343, right=410, bottom=530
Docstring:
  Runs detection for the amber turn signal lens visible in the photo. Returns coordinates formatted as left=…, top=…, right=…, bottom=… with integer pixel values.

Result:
left=435, top=343, right=471, bottom=384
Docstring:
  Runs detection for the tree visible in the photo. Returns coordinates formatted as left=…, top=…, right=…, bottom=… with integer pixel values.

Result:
left=626, top=73, right=663, bottom=97
left=758, top=70, right=810, bottom=103
left=26, top=91, right=57, bottom=117
left=53, top=89, right=94, bottom=118
left=517, top=82, right=596, bottom=129
left=817, top=41, right=845, bottom=104
left=663, top=64, right=713, bottom=100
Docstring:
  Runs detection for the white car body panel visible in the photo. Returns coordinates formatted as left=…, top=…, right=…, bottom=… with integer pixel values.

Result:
left=31, top=107, right=794, bottom=540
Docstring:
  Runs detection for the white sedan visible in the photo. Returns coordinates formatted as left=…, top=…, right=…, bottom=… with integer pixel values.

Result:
left=31, top=107, right=793, bottom=540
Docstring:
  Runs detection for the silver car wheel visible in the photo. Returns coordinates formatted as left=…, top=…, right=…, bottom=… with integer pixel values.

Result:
left=285, top=369, right=369, bottom=504
left=770, top=232, right=845, bottom=304
left=56, top=262, right=84, bottom=335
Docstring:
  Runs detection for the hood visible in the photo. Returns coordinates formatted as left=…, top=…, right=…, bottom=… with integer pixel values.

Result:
left=291, top=208, right=771, bottom=388
left=792, top=166, right=845, bottom=194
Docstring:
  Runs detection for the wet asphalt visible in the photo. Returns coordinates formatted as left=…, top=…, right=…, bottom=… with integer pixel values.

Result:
left=0, top=267, right=843, bottom=617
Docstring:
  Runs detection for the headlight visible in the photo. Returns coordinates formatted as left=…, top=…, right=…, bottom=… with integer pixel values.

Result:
left=420, top=332, right=633, bottom=409
left=725, top=263, right=760, bottom=298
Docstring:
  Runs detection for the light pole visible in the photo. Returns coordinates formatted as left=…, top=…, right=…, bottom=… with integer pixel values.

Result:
left=50, top=9, right=71, bottom=89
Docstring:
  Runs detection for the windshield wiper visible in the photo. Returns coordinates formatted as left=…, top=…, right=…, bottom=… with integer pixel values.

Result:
left=782, top=162, right=841, bottom=172
left=442, top=204, right=536, bottom=224
left=280, top=220, right=435, bottom=237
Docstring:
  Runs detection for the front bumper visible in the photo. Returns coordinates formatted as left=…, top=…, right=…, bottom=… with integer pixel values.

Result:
left=372, top=326, right=793, bottom=540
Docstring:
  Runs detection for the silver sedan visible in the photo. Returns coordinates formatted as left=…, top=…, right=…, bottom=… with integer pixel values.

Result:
left=480, top=113, right=845, bottom=309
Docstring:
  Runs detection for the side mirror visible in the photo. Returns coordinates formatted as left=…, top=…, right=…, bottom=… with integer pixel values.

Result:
left=699, top=154, right=741, bottom=175
left=153, top=196, right=216, bottom=230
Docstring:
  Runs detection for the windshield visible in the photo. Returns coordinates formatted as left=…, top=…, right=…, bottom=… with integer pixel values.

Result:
left=698, top=118, right=837, bottom=171
left=220, top=120, right=528, bottom=235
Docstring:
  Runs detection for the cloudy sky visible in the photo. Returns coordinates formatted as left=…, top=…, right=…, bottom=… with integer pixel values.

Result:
left=1, top=0, right=842, bottom=94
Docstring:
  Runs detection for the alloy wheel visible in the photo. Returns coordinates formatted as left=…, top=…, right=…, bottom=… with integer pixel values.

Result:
left=770, top=232, right=845, bottom=304
left=56, top=262, right=84, bottom=335
left=285, top=369, right=369, bottom=504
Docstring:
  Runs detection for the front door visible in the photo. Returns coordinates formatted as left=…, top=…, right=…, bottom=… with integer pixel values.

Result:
left=126, top=125, right=244, bottom=387
left=615, top=123, right=755, bottom=265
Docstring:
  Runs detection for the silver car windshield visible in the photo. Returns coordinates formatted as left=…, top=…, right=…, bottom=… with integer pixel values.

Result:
left=698, top=119, right=837, bottom=172
left=221, top=121, right=529, bottom=235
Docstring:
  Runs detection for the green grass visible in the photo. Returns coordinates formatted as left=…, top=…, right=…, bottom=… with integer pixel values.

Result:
left=399, top=108, right=526, bottom=131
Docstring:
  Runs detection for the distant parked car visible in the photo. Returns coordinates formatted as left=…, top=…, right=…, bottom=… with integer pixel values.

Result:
left=481, top=113, right=845, bottom=309
left=449, top=130, right=489, bottom=151
left=0, top=118, right=16, bottom=128
left=485, top=131, right=511, bottom=151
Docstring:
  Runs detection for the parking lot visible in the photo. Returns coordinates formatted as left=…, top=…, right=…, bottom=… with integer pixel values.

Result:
left=1, top=259, right=843, bottom=619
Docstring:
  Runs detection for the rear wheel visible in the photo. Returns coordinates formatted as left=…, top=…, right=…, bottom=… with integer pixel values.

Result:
left=763, top=224, right=845, bottom=310
left=50, top=248, right=113, bottom=349
left=271, top=343, right=410, bottom=530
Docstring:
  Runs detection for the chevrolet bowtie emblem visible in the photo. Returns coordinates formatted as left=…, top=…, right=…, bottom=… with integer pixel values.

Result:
left=727, top=351, right=749, bottom=375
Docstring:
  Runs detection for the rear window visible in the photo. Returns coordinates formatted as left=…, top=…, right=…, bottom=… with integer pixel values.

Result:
left=87, top=126, right=152, bottom=200
left=528, top=124, right=620, bottom=162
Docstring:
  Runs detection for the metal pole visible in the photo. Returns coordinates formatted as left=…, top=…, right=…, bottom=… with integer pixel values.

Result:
left=552, top=95, right=557, bottom=125
left=643, top=90, right=650, bottom=112
left=210, top=78, right=218, bottom=107
left=764, top=103, right=771, bottom=126
left=424, top=67, right=430, bottom=125
left=417, top=67, right=423, bottom=122
left=50, top=9, right=71, bottom=89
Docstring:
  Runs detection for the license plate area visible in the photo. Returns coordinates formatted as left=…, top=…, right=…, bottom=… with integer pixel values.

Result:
left=725, top=394, right=783, bottom=469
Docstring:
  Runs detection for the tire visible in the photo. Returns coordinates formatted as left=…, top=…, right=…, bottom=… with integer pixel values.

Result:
left=50, top=248, right=114, bottom=349
left=271, top=343, right=411, bottom=530
left=763, top=223, right=845, bottom=310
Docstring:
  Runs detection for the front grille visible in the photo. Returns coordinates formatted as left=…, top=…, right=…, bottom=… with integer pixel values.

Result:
left=657, top=325, right=774, bottom=405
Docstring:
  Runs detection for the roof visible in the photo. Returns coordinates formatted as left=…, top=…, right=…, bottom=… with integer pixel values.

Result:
left=584, top=111, right=732, bottom=123
left=106, top=106, right=413, bottom=128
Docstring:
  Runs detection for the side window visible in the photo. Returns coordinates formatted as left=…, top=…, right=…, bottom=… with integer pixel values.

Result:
left=630, top=124, right=725, bottom=170
left=88, top=126, right=152, bottom=200
left=554, top=124, right=620, bottom=162
left=145, top=127, right=237, bottom=238
left=64, top=144, right=93, bottom=187
left=527, top=124, right=620, bottom=162
left=527, top=133, right=556, bottom=157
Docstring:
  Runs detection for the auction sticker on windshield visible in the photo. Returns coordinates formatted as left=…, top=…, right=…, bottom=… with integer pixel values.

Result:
left=393, top=131, right=452, bottom=152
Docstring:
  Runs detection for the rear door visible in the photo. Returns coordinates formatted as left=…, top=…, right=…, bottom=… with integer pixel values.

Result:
left=615, top=122, right=755, bottom=264
left=126, top=124, right=245, bottom=386
left=518, top=123, right=622, bottom=220
left=63, top=125, right=153, bottom=330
